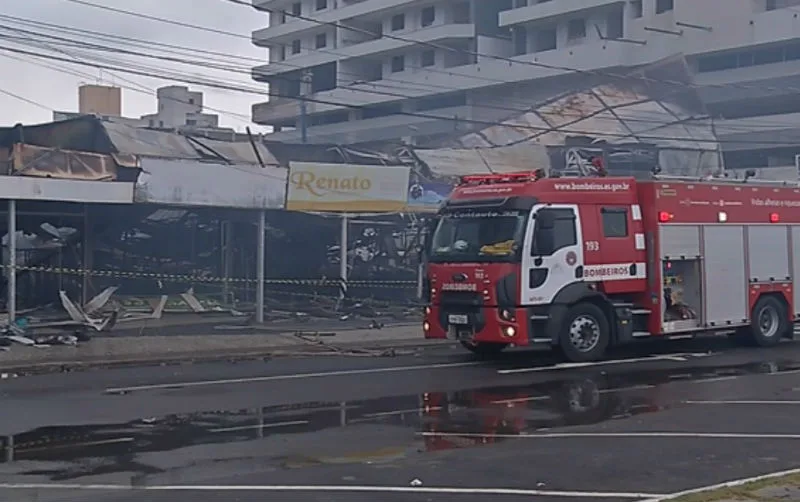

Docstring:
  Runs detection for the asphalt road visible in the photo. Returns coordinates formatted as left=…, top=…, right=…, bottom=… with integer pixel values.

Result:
left=2, top=337, right=800, bottom=502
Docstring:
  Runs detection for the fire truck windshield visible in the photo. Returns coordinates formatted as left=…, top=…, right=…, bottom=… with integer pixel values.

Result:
left=429, top=209, right=527, bottom=263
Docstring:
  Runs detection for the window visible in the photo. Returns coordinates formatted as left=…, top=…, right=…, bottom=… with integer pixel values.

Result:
left=277, top=45, right=286, bottom=61
left=421, top=49, right=435, bottom=67
left=514, top=0, right=527, bottom=7
left=291, top=39, right=301, bottom=54
left=630, top=0, right=642, bottom=18
left=315, top=33, right=327, bottom=48
left=567, top=18, right=586, bottom=41
left=188, top=98, right=194, bottom=105
left=532, top=208, right=577, bottom=256
left=291, top=2, right=301, bottom=15
left=391, top=55, right=405, bottom=72
left=421, top=6, right=435, bottom=27
left=602, top=208, right=628, bottom=238
left=391, top=14, right=405, bottom=31
left=316, top=0, right=327, bottom=11
left=514, top=27, right=528, bottom=55
left=186, top=119, right=197, bottom=126
left=534, top=27, right=557, bottom=52
left=655, top=0, right=673, bottom=14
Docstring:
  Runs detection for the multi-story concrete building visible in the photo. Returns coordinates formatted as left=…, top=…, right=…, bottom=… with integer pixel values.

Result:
left=55, top=85, right=227, bottom=133
left=78, top=84, right=122, bottom=117
left=250, top=0, right=800, bottom=172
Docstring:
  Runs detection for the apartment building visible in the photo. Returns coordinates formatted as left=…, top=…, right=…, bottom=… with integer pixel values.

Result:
left=251, top=0, right=800, bottom=170
left=55, top=85, right=226, bottom=133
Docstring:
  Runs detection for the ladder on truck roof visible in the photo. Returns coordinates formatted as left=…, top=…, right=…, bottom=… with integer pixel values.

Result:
left=652, top=174, right=800, bottom=188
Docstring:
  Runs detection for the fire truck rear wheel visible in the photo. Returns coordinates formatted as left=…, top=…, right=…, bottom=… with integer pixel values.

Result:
left=748, top=296, right=789, bottom=347
left=460, top=341, right=508, bottom=356
left=559, top=302, right=611, bottom=362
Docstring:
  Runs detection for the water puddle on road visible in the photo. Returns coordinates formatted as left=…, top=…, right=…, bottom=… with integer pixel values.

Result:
left=3, top=358, right=799, bottom=480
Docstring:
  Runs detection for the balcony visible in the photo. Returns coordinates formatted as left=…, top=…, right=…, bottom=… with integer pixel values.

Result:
left=253, top=38, right=666, bottom=125
left=252, top=0, right=423, bottom=44
left=499, top=0, right=625, bottom=27
left=252, top=23, right=475, bottom=79
left=257, top=105, right=474, bottom=144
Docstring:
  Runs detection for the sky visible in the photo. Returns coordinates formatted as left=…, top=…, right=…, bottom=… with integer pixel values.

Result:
left=0, top=0, right=269, bottom=131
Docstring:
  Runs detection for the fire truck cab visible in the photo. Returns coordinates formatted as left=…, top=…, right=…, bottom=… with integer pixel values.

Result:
left=423, top=171, right=800, bottom=361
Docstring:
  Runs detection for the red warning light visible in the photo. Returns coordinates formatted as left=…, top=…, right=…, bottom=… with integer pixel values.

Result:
left=770, top=213, right=780, bottom=223
left=658, top=211, right=672, bottom=223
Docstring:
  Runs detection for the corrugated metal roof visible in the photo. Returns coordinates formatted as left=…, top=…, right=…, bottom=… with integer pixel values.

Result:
left=428, top=57, right=722, bottom=177
left=413, top=144, right=551, bottom=177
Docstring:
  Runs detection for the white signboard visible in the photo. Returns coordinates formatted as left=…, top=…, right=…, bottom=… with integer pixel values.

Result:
left=135, top=158, right=286, bottom=209
left=287, top=162, right=410, bottom=212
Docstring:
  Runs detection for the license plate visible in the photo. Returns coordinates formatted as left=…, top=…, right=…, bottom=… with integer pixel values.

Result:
left=448, top=314, right=468, bottom=325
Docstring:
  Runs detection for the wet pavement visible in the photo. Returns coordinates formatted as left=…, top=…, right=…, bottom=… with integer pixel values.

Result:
left=3, top=338, right=800, bottom=501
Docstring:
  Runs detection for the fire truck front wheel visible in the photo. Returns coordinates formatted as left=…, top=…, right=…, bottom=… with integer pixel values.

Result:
left=748, top=296, right=790, bottom=347
left=559, top=302, right=611, bottom=362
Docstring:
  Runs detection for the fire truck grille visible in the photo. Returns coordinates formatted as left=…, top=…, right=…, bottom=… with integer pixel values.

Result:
left=439, top=292, right=485, bottom=332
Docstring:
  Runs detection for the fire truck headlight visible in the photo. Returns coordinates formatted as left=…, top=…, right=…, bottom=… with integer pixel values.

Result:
left=425, top=306, right=432, bottom=316
left=500, top=309, right=514, bottom=321
left=423, top=321, right=431, bottom=332
left=718, top=211, right=728, bottom=222
left=503, top=326, right=516, bottom=338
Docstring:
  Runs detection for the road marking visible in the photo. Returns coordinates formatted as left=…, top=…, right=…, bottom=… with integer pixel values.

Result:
left=686, top=400, right=800, bottom=405
left=490, top=384, right=656, bottom=405
left=19, top=438, right=134, bottom=453
left=209, top=420, right=309, bottom=433
left=363, top=407, right=441, bottom=418
left=105, top=361, right=483, bottom=394
left=0, top=482, right=666, bottom=498
left=491, top=395, right=550, bottom=405
left=639, top=467, right=800, bottom=502
left=419, top=431, right=800, bottom=439
left=690, top=376, right=739, bottom=383
left=497, top=353, right=709, bottom=375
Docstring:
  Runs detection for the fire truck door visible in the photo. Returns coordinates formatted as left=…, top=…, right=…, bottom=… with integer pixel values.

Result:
left=521, top=204, right=583, bottom=305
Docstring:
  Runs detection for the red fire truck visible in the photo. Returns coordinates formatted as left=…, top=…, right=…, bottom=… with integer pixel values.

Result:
left=423, top=172, right=800, bottom=361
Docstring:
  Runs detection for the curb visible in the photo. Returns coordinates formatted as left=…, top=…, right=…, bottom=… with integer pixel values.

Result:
left=1, top=338, right=452, bottom=375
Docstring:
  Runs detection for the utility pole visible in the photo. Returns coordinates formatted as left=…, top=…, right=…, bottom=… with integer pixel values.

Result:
left=299, top=70, right=313, bottom=143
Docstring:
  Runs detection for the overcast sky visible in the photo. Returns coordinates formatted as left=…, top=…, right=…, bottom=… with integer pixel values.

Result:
left=0, top=0, right=269, bottom=131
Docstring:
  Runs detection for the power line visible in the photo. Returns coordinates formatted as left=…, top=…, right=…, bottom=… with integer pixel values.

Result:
left=48, top=3, right=513, bottom=99
left=58, top=0, right=800, bottom=134
left=0, top=28, right=255, bottom=125
left=0, top=87, right=52, bottom=112
left=6, top=24, right=800, bottom=137
left=5, top=42, right=800, bottom=147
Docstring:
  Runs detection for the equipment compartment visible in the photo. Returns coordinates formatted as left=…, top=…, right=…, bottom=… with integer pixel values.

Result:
left=662, top=259, right=702, bottom=331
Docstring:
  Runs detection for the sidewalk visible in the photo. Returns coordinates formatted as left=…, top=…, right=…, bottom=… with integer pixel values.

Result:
left=650, top=470, right=800, bottom=502
left=0, top=324, right=449, bottom=374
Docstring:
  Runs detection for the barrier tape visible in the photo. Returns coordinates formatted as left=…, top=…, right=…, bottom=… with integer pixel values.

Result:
left=0, top=264, right=417, bottom=288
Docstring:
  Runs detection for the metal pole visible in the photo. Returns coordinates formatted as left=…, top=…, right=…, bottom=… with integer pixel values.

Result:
left=339, top=214, right=348, bottom=303
left=299, top=71, right=312, bottom=144
left=4, top=435, right=13, bottom=463
left=82, top=204, right=92, bottom=305
left=256, top=210, right=265, bottom=324
left=7, top=199, right=16, bottom=323
left=299, top=99, right=307, bottom=144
